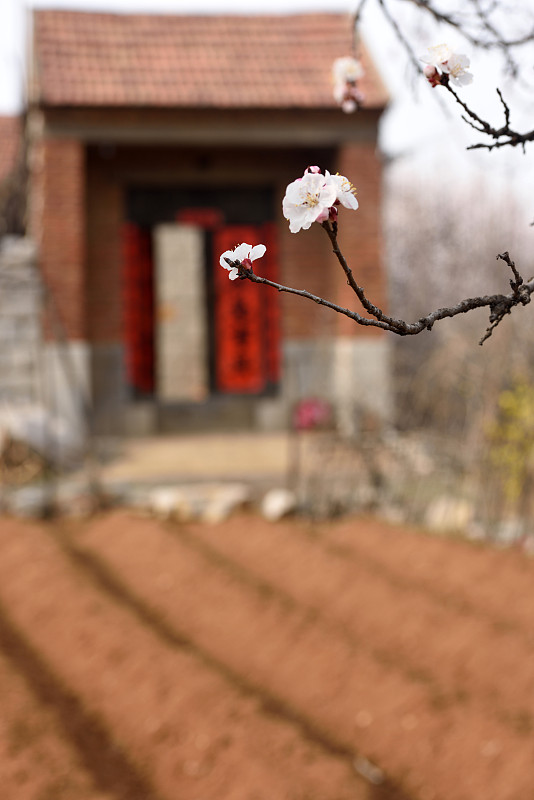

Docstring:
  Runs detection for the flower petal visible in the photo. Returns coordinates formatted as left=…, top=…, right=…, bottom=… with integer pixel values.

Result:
left=249, top=244, right=266, bottom=261
left=233, top=242, right=252, bottom=261
left=219, top=249, right=234, bottom=269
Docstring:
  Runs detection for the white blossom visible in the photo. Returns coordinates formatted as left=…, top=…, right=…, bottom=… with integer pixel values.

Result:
left=327, top=173, right=359, bottom=210
left=219, top=242, right=266, bottom=280
left=421, top=44, right=473, bottom=87
left=332, top=56, right=365, bottom=113
left=282, top=170, right=337, bottom=233
left=443, top=52, right=473, bottom=86
left=421, top=44, right=453, bottom=69
left=282, top=168, right=359, bottom=233
left=332, top=56, right=364, bottom=86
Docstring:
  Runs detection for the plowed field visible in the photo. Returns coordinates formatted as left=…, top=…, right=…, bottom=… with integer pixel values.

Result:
left=0, top=510, right=533, bottom=800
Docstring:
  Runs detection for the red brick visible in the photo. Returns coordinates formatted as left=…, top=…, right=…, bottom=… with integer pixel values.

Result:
left=29, top=138, right=86, bottom=339
left=0, top=116, right=21, bottom=183
left=334, top=142, right=386, bottom=338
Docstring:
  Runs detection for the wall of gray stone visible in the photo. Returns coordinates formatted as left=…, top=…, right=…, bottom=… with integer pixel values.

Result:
left=0, top=237, right=43, bottom=406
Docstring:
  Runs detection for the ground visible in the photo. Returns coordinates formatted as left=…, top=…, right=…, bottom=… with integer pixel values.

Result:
left=0, top=509, right=533, bottom=800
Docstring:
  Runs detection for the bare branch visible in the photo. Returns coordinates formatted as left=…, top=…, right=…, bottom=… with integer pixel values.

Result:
left=227, top=232, right=533, bottom=346
left=321, top=222, right=406, bottom=331
left=468, top=0, right=519, bottom=75
left=375, top=0, right=427, bottom=78
left=352, top=0, right=371, bottom=25
left=223, top=258, right=391, bottom=332
left=397, top=0, right=534, bottom=51
left=443, top=80, right=534, bottom=152
left=367, top=1, right=534, bottom=152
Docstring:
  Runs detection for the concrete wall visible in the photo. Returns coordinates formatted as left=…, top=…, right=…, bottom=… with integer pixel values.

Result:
left=0, top=238, right=91, bottom=440
left=153, top=224, right=208, bottom=402
left=254, top=336, right=392, bottom=434
left=0, top=238, right=42, bottom=406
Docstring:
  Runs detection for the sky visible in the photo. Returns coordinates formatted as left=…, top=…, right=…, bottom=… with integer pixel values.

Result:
left=1, top=0, right=533, bottom=219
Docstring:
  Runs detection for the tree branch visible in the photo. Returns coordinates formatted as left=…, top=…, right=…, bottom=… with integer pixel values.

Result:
left=369, top=0, right=534, bottom=152
left=443, top=81, right=534, bottom=152
left=398, top=0, right=534, bottom=52
left=226, top=237, right=533, bottom=347
left=321, top=221, right=406, bottom=331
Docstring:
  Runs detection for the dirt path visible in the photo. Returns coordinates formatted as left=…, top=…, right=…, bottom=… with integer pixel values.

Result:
left=0, top=510, right=533, bottom=800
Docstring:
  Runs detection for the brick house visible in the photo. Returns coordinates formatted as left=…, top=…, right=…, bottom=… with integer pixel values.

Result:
left=27, top=10, right=390, bottom=435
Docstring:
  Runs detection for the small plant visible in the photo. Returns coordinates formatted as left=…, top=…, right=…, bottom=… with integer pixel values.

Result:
left=488, top=380, right=534, bottom=510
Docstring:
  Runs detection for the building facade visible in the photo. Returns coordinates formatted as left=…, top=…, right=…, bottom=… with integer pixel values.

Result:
left=28, top=10, right=391, bottom=435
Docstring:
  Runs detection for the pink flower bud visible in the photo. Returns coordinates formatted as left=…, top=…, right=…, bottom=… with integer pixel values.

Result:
left=328, top=206, right=338, bottom=223
left=315, top=206, right=331, bottom=224
left=342, top=98, right=357, bottom=113
left=423, top=64, right=441, bottom=87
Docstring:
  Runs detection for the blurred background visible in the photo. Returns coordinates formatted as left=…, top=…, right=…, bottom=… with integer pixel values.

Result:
left=0, top=0, right=534, bottom=536
left=1, top=5, right=534, bottom=800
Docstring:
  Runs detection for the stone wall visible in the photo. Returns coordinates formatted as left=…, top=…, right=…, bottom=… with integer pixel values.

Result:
left=0, top=238, right=42, bottom=405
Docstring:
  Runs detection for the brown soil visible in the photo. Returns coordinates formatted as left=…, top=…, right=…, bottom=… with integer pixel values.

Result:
left=0, top=510, right=533, bottom=800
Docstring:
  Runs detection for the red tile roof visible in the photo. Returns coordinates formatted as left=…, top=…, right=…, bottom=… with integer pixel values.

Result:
left=0, top=116, right=21, bottom=183
left=32, top=10, right=388, bottom=110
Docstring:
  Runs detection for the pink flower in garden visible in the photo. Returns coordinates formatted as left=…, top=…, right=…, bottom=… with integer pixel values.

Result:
left=219, top=242, right=266, bottom=280
left=293, top=398, right=332, bottom=431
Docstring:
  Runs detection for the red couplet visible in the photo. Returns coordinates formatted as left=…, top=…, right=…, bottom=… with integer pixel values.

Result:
left=214, top=224, right=280, bottom=394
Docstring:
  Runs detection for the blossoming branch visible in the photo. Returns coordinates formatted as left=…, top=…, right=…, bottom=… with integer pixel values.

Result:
left=421, top=44, right=473, bottom=88
left=282, top=167, right=358, bottom=233
left=219, top=243, right=266, bottom=280
left=220, top=166, right=533, bottom=345
left=418, top=43, right=534, bottom=152
left=219, top=10, right=534, bottom=344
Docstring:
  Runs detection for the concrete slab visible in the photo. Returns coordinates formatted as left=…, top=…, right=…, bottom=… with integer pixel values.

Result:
left=99, top=432, right=293, bottom=485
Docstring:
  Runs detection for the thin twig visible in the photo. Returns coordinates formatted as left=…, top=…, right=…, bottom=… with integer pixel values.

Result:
left=321, top=222, right=406, bottom=331
left=351, top=0, right=370, bottom=54
left=376, top=0, right=426, bottom=78
left=444, top=81, right=534, bottom=151
left=228, top=237, right=533, bottom=346
left=224, top=259, right=392, bottom=331
left=398, top=0, right=534, bottom=50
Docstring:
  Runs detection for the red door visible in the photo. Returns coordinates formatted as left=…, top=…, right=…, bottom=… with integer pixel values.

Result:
left=214, top=224, right=280, bottom=394
left=121, top=223, right=154, bottom=395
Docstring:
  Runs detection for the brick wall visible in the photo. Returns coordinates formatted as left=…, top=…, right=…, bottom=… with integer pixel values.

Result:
left=30, top=134, right=384, bottom=347
left=29, top=136, right=86, bottom=340
left=276, top=142, right=385, bottom=341
left=335, top=142, right=386, bottom=338
left=86, top=152, right=123, bottom=342
left=277, top=183, right=338, bottom=340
